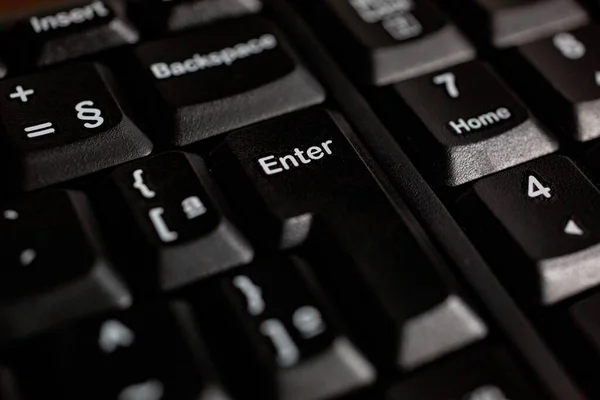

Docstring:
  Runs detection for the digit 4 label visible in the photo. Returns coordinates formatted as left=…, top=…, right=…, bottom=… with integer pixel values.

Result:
left=527, top=175, right=552, bottom=199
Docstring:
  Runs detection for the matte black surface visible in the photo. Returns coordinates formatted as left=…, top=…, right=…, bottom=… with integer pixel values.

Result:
left=392, top=60, right=557, bottom=185
left=0, top=62, right=153, bottom=190
left=105, top=151, right=254, bottom=291
left=0, top=190, right=131, bottom=341
left=134, top=15, right=325, bottom=145
left=3, top=0, right=139, bottom=66
left=321, top=0, right=475, bottom=84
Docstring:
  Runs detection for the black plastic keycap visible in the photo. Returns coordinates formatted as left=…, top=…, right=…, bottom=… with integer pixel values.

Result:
left=0, top=62, right=152, bottom=191
left=3, top=0, right=139, bottom=66
left=134, top=16, right=325, bottom=146
left=512, top=25, right=600, bottom=142
left=7, top=305, right=229, bottom=400
left=211, top=110, right=371, bottom=249
left=458, top=155, right=600, bottom=306
left=130, top=0, right=262, bottom=34
left=321, top=0, right=474, bottom=84
left=212, top=110, right=488, bottom=370
left=444, top=0, right=588, bottom=47
left=392, top=60, right=557, bottom=185
left=0, top=190, right=131, bottom=341
left=387, top=343, right=548, bottom=399
left=200, top=257, right=375, bottom=400
left=105, top=151, right=253, bottom=292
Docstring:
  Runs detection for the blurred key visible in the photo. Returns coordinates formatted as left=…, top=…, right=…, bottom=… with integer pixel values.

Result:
left=321, top=0, right=474, bottom=85
left=130, top=0, right=262, bottom=35
left=134, top=16, right=325, bottom=146
left=510, top=25, right=600, bottom=142
left=3, top=0, right=139, bottom=66
left=392, top=60, right=557, bottom=185
left=0, top=62, right=152, bottom=191
left=0, top=190, right=131, bottom=342
left=193, top=257, right=375, bottom=400
left=105, top=152, right=253, bottom=292
left=458, top=156, right=600, bottom=306
left=386, top=343, right=549, bottom=399
left=7, top=304, right=229, bottom=400
left=443, top=0, right=588, bottom=47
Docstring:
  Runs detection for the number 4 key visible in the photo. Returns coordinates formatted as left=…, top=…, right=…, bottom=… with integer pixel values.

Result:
left=459, top=156, right=600, bottom=307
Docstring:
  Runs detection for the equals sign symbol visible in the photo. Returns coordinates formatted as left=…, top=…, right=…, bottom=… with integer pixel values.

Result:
left=24, top=122, right=55, bottom=138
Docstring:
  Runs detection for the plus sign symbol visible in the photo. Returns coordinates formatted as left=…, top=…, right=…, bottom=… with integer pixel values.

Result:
left=9, top=85, right=35, bottom=103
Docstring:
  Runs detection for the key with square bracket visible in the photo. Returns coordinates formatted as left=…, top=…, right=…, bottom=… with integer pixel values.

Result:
left=104, top=151, right=254, bottom=292
left=188, top=256, right=375, bottom=400
left=0, top=62, right=152, bottom=191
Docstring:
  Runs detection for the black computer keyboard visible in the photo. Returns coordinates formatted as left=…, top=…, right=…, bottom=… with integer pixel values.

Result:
left=2, top=0, right=600, bottom=399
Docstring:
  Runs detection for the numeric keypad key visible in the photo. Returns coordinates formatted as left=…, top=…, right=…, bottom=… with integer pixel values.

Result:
left=511, top=25, right=600, bottom=142
left=321, top=0, right=474, bottom=84
left=444, top=0, right=588, bottom=47
left=392, top=60, right=557, bottom=185
left=458, top=156, right=600, bottom=306
left=106, top=152, right=253, bottom=291
left=0, top=62, right=152, bottom=190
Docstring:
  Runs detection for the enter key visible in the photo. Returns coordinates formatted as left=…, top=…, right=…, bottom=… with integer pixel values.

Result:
left=210, top=109, right=372, bottom=249
left=210, top=109, right=487, bottom=370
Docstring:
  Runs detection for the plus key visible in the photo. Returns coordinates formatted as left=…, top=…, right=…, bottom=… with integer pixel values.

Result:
left=0, top=63, right=152, bottom=191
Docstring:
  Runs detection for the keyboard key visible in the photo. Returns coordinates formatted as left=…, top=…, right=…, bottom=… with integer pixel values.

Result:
left=195, top=257, right=375, bottom=400
left=8, top=305, right=229, bottom=400
left=0, top=62, right=152, bottom=190
left=386, top=342, right=548, bottom=399
left=134, top=16, right=325, bottom=146
left=105, top=151, right=253, bottom=291
left=130, top=0, right=262, bottom=34
left=392, top=60, right=557, bottom=186
left=445, top=0, right=588, bottom=47
left=5, top=0, right=139, bottom=66
left=511, top=25, right=600, bottom=142
left=212, top=110, right=487, bottom=369
left=321, top=0, right=474, bottom=85
left=458, top=156, right=600, bottom=306
left=0, top=190, right=131, bottom=341
left=211, top=110, right=371, bottom=248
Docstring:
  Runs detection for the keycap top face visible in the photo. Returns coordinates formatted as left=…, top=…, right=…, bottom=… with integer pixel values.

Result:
left=0, top=191, right=95, bottom=298
left=0, top=63, right=122, bottom=151
left=519, top=26, right=600, bottom=104
left=395, top=61, right=529, bottom=144
left=325, top=0, right=446, bottom=48
left=225, top=258, right=337, bottom=362
left=215, top=111, right=369, bottom=216
left=111, top=152, right=221, bottom=245
left=473, top=156, right=600, bottom=261
left=135, top=17, right=295, bottom=107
